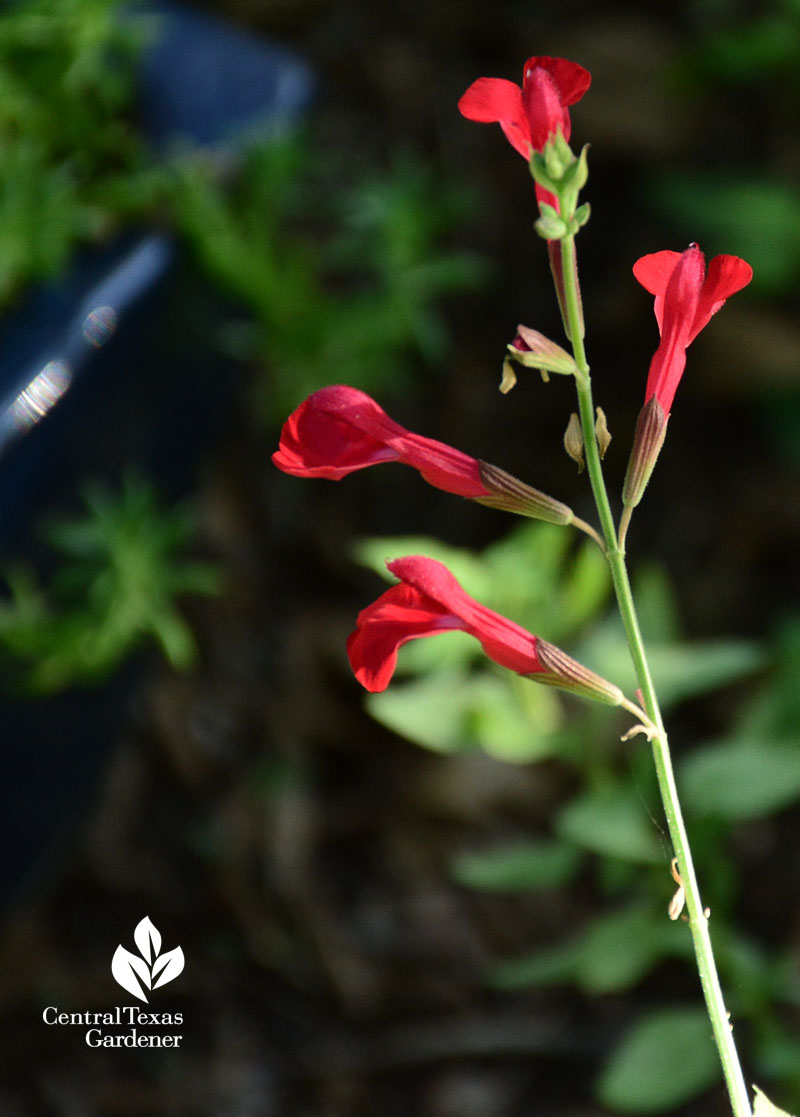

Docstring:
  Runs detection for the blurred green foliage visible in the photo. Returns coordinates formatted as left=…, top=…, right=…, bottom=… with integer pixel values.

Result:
left=0, top=0, right=160, bottom=303
left=0, top=475, right=219, bottom=693
left=0, top=0, right=485, bottom=410
left=356, top=521, right=800, bottom=1113
left=170, top=141, right=488, bottom=419
left=656, top=0, right=800, bottom=294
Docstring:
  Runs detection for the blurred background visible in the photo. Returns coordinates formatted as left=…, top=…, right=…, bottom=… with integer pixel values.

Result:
left=0, top=0, right=799, bottom=1114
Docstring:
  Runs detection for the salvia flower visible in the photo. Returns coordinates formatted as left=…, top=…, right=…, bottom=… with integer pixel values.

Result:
left=633, top=244, right=753, bottom=415
left=347, top=555, right=624, bottom=706
left=623, top=244, right=752, bottom=510
left=273, top=385, right=575, bottom=524
left=458, top=55, right=591, bottom=163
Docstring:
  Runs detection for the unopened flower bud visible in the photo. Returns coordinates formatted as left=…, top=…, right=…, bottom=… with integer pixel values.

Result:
left=477, top=461, right=574, bottom=525
left=543, top=129, right=574, bottom=182
left=595, top=407, right=612, bottom=459
left=535, top=205, right=569, bottom=241
left=564, top=412, right=584, bottom=471
left=507, top=326, right=577, bottom=379
left=622, top=396, right=669, bottom=508
left=535, top=638, right=625, bottom=706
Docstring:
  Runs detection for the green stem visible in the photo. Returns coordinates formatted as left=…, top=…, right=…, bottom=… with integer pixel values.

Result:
left=558, top=233, right=752, bottom=1117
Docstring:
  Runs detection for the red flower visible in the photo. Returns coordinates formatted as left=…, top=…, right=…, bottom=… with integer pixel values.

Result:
left=458, top=56, right=590, bottom=211
left=346, top=555, right=547, bottom=692
left=458, top=55, right=590, bottom=160
left=272, top=385, right=489, bottom=499
left=347, top=555, right=624, bottom=707
left=633, top=245, right=753, bottom=414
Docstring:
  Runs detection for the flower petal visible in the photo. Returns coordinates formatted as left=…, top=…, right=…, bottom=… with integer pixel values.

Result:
left=272, top=386, right=488, bottom=498
left=521, top=57, right=591, bottom=148
left=386, top=556, right=544, bottom=675
left=346, top=580, right=460, bottom=692
left=525, top=56, right=592, bottom=107
left=632, top=250, right=682, bottom=333
left=347, top=556, right=545, bottom=692
left=522, top=66, right=572, bottom=148
left=272, top=386, right=400, bottom=478
left=690, top=253, right=753, bottom=342
left=458, top=77, right=531, bottom=158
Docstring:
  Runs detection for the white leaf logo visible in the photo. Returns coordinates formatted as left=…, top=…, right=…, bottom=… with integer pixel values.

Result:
left=111, top=917, right=184, bottom=1002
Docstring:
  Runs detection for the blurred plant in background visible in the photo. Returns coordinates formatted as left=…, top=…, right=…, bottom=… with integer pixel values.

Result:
left=170, top=141, right=488, bottom=420
left=0, top=475, right=219, bottom=693
left=0, top=0, right=160, bottom=303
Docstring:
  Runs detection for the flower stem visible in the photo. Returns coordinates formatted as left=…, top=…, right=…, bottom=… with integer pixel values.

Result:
left=557, top=233, right=752, bottom=1117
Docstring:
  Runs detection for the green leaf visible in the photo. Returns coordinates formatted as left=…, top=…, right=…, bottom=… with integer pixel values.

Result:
left=555, top=785, right=664, bottom=864
left=581, top=622, right=764, bottom=709
left=596, top=1006, right=720, bottom=1113
left=451, top=839, right=581, bottom=893
left=366, top=671, right=561, bottom=761
left=365, top=671, right=477, bottom=754
left=753, top=1085, right=797, bottom=1117
left=488, top=902, right=690, bottom=993
left=473, top=674, right=561, bottom=763
left=574, top=902, right=688, bottom=994
left=680, top=737, right=800, bottom=820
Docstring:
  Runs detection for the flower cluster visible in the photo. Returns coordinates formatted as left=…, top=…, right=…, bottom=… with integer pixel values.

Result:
left=273, top=53, right=752, bottom=720
left=273, top=386, right=616, bottom=702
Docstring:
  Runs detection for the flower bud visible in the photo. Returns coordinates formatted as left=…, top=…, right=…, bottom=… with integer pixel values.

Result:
left=535, top=638, right=625, bottom=706
left=595, top=407, right=612, bottom=459
left=564, top=412, right=584, bottom=471
left=507, top=325, right=578, bottom=378
left=535, top=206, right=569, bottom=241
left=477, top=461, right=574, bottom=525
left=622, top=396, right=668, bottom=508
left=543, top=129, right=574, bottom=182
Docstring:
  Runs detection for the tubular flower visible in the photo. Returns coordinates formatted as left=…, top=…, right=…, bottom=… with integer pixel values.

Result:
left=633, top=244, right=753, bottom=415
left=458, top=55, right=590, bottom=161
left=273, top=386, right=575, bottom=523
left=458, top=56, right=590, bottom=209
left=347, top=555, right=624, bottom=706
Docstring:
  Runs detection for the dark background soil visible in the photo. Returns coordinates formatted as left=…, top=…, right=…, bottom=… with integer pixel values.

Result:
left=1, top=2, right=799, bottom=1114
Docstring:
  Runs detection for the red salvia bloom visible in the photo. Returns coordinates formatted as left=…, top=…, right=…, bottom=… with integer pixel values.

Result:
left=633, top=245, right=753, bottom=414
left=273, top=386, right=578, bottom=523
left=346, top=555, right=547, bottom=692
left=458, top=55, right=590, bottom=160
left=347, top=556, right=625, bottom=707
left=458, top=56, right=590, bottom=209
left=272, top=385, right=489, bottom=499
